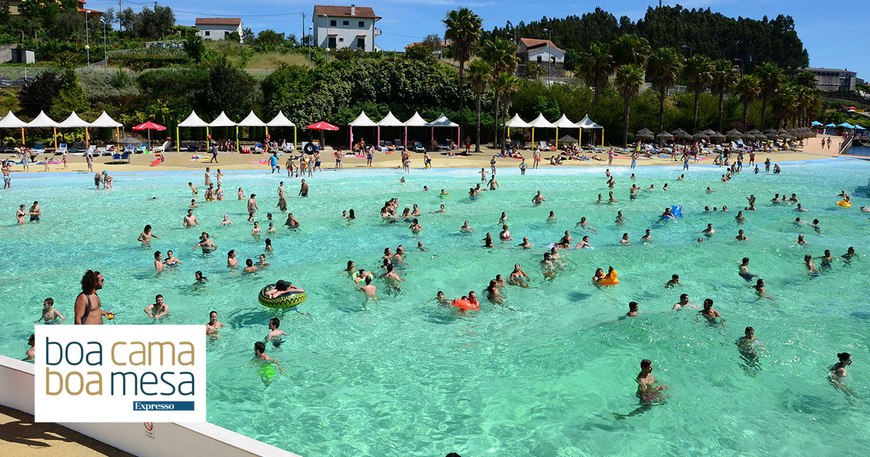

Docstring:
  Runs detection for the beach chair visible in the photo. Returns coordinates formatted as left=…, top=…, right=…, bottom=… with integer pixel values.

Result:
left=393, top=139, right=404, bottom=151
left=253, top=143, right=265, bottom=153
left=538, top=141, right=553, bottom=151
left=414, top=141, right=426, bottom=153
left=152, top=140, right=171, bottom=153
left=33, top=142, right=45, bottom=154
left=135, top=143, right=147, bottom=154
left=55, top=143, right=68, bottom=155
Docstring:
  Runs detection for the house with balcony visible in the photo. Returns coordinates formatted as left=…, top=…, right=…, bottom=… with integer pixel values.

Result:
left=195, top=18, right=244, bottom=42
left=313, top=4, right=381, bottom=52
left=517, top=38, right=564, bottom=78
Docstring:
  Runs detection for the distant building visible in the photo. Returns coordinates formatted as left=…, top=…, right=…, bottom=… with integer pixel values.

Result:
left=800, top=67, right=857, bottom=92
left=517, top=38, right=564, bottom=78
left=313, top=4, right=381, bottom=52
left=5, top=0, right=102, bottom=18
left=195, top=18, right=244, bottom=42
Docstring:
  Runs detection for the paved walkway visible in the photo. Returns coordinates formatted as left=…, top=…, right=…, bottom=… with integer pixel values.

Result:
left=0, top=405, right=133, bottom=457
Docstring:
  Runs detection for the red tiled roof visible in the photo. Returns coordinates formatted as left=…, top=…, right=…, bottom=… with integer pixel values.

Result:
left=314, top=5, right=380, bottom=20
left=519, top=38, right=563, bottom=53
left=195, top=18, right=242, bottom=26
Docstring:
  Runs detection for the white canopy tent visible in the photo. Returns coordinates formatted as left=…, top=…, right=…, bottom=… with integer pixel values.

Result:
left=551, top=114, right=576, bottom=149
left=0, top=111, right=27, bottom=145
left=236, top=111, right=267, bottom=151
left=176, top=111, right=209, bottom=152
left=27, top=111, right=60, bottom=150
left=576, top=114, right=604, bottom=148
left=58, top=112, right=92, bottom=148
left=348, top=111, right=378, bottom=151
left=403, top=112, right=429, bottom=150
left=266, top=111, right=297, bottom=149
left=209, top=112, right=237, bottom=150
left=427, top=112, right=459, bottom=150
left=503, top=113, right=530, bottom=147
left=526, top=113, right=555, bottom=146
left=377, top=111, right=405, bottom=149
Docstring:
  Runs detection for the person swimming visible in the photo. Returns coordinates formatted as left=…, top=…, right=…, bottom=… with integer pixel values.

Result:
left=35, top=298, right=65, bottom=324
left=738, top=257, right=757, bottom=281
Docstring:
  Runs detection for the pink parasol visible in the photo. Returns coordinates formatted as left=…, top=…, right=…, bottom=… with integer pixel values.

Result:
left=305, top=121, right=339, bottom=150
left=132, top=122, right=167, bottom=149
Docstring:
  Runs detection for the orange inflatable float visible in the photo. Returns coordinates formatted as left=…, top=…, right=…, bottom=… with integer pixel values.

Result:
left=451, top=298, right=480, bottom=311
left=598, top=270, right=619, bottom=286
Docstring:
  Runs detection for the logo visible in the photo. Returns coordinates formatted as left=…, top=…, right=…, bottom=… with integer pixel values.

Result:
left=35, top=326, right=205, bottom=422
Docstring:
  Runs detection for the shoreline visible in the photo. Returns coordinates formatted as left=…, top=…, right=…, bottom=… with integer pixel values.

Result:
left=2, top=134, right=843, bottom=175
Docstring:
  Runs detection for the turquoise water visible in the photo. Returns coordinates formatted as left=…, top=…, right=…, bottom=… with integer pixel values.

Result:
left=2, top=159, right=869, bottom=456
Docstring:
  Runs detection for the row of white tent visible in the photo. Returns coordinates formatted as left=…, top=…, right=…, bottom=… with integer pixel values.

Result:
left=0, top=110, right=124, bottom=148
left=503, top=113, right=605, bottom=148
left=346, top=111, right=459, bottom=150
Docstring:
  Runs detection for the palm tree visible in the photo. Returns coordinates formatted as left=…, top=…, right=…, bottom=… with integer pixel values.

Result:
left=443, top=8, right=483, bottom=132
left=683, top=55, right=713, bottom=133
left=615, top=64, right=645, bottom=147
left=755, top=62, right=783, bottom=131
left=646, top=47, right=684, bottom=133
left=577, top=42, right=613, bottom=120
left=710, top=59, right=740, bottom=132
left=733, top=74, right=760, bottom=132
left=773, top=82, right=797, bottom=129
left=611, top=34, right=651, bottom=67
left=491, top=71, right=520, bottom=152
left=481, top=38, right=518, bottom=146
left=468, top=59, right=491, bottom=152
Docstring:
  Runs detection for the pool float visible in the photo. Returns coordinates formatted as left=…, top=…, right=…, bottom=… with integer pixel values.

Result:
left=660, top=205, right=683, bottom=220
left=257, top=363, right=276, bottom=379
left=352, top=270, right=373, bottom=285
left=150, top=158, right=161, bottom=167
left=451, top=298, right=479, bottom=311
left=258, top=284, right=307, bottom=309
left=836, top=200, right=852, bottom=207
left=598, top=270, right=619, bottom=286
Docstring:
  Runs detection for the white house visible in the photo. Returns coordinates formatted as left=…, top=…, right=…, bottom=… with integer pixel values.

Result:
left=195, top=18, right=244, bottom=42
left=313, top=5, right=381, bottom=52
left=517, top=38, right=565, bottom=78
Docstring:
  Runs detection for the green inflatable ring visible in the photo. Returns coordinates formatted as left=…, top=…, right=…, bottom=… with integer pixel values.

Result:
left=258, top=284, right=307, bottom=308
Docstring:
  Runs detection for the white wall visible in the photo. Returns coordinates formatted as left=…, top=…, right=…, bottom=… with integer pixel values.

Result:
left=527, top=47, right=564, bottom=64
left=0, top=355, right=299, bottom=457
left=197, top=25, right=244, bottom=42
left=314, top=15, right=376, bottom=51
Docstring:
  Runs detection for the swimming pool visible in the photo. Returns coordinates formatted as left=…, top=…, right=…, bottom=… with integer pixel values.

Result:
left=2, top=159, right=869, bottom=456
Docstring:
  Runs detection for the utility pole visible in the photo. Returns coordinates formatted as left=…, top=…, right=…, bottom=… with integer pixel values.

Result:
left=301, top=12, right=306, bottom=47
left=118, top=0, right=123, bottom=32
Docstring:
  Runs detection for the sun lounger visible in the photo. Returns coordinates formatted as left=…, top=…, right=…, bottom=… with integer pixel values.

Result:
left=55, top=143, right=68, bottom=155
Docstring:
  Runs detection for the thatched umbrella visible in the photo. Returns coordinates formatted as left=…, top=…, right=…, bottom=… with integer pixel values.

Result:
left=636, top=128, right=655, bottom=140
left=701, top=128, right=716, bottom=136
left=764, top=129, right=780, bottom=140
left=656, top=131, right=674, bottom=141
left=558, top=134, right=578, bottom=144
left=725, top=129, right=743, bottom=141
left=692, top=132, right=709, bottom=141
left=708, top=131, right=726, bottom=142
left=754, top=133, right=768, bottom=141
left=671, top=128, right=692, bottom=140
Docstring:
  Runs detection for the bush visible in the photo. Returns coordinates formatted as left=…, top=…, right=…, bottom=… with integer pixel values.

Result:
left=77, top=68, right=140, bottom=101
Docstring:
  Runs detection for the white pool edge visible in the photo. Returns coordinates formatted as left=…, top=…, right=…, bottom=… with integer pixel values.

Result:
left=0, top=354, right=300, bottom=457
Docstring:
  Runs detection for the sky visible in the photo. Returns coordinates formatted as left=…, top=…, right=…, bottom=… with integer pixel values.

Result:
left=84, top=0, right=868, bottom=80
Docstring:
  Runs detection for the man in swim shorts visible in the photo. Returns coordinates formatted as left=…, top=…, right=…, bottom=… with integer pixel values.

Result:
left=265, top=317, right=289, bottom=347
left=738, top=257, right=757, bottom=281
left=613, top=359, right=668, bottom=419
left=29, top=201, right=40, bottom=222
left=144, top=294, right=169, bottom=319
left=74, top=270, right=111, bottom=325
left=299, top=179, right=309, bottom=197
left=183, top=209, right=199, bottom=228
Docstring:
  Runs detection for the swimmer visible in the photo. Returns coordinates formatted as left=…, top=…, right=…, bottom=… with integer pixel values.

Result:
left=435, top=291, right=451, bottom=306
left=195, top=270, right=208, bottom=284
left=541, top=253, right=556, bottom=280
left=253, top=342, right=283, bottom=374
left=615, top=211, right=628, bottom=226
left=164, top=250, right=182, bottom=266
left=738, top=257, right=757, bottom=281
left=700, top=223, right=716, bottom=237
left=706, top=187, right=715, bottom=194
left=381, top=264, right=404, bottom=293
left=641, top=229, right=652, bottom=243
left=267, top=222, right=278, bottom=235
left=485, top=280, right=504, bottom=304
left=284, top=213, right=300, bottom=229
left=138, top=224, right=160, bottom=246
left=629, top=185, right=638, bottom=200
left=265, top=317, right=289, bottom=347
left=345, top=261, right=357, bottom=277
left=439, top=189, right=450, bottom=198
left=625, top=301, right=639, bottom=318
left=25, top=334, right=35, bottom=360
left=811, top=219, right=820, bottom=233
left=456, top=220, right=475, bottom=234
left=660, top=207, right=675, bottom=220
left=183, top=209, right=199, bottom=228
left=595, top=194, right=603, bottom=204
left=699, top=298, right=723, bottom=323
left=612, top=359, right=668, bottom=420
left=258, top=254, right=271, bottom=269
left=227, top=250, right=239, bottom=268
left=467, top=291, right=481, bottom=309
left=35, top=298, right=65, bottom=324
left=575, top=217, right=598, bottom=234
left=796, top=234, right=807, bottom=246
left=190, top=199, right=198, bottom=208
left=829, top=352, right=853, bottom=394
left=748, top=278, right=774, bottom=300
left=841, top=247, right=858, bottom=265
left=251, top=221, right=262, bottom=240
left=816, top=249, right=835, bottom=270
left=664, top=274, right=683, bottom=288
left=189, top=182, right=198, bottom=195
left=238, top=187, right=244, bottom=200
left=265, top=280, right=303, bottom=299
left=409, top=218, right=423, bottom=235
left=264, top=238, right=273, bottom=254
left=359, top=275, right=377, bottom=305
left=794, top=203, right=808, bottom=212
left=144, top=294, right=169, bottom=319
left=735, top=211, right=746, bottom=224
left=574, top=235, right=593, bottom=249
left=608, top=191, right=618, bottom=203
left=620, top=233, right=631, bottom=246
left=557, top=230, right=572, bottom=248
left=532, top=190, right=545, bottom=205
left=736, top=327, right=763, bottom=366
left=509, top=264, right=530, bottom=288
left=672, top=293, right=697, bottom=310
left=411, top=204, right=421, bottom=216
left=154, top=251, right=164, bottom=272
left=735, top=229, right=748, bottom=241
left=417, top=241, right=429, bottom=252
left=206, top=311, right=223, bottom=336
left=482, top=233, right=494, bottom=248
left=547, top=211, right=557, bottom=223
left=221, top=214, right=232, bottom=226
left=770, top=193, right=781, bottom=203
left=517, top=237, right=534, bottom=249
left=435, top=204, right=446, bottom=213
left=243, top=258, right=258, bottom=273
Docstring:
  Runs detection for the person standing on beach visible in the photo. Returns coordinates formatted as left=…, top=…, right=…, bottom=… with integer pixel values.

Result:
left=210, top=146, right=218, bottom=163
left=86, top=153, right=93, bottom=173
left=269, top=152, right=279, bottom=173
left=74, top=270, right=110, bottom=325
left=608, top=148, right=614, bottom=166
left=533, top=148, right=540, bottom=169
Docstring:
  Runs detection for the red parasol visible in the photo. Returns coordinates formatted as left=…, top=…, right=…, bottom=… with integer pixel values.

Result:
left=133, top=122, right=167, bottom=150
left=305, top=121, right=339, bottom=131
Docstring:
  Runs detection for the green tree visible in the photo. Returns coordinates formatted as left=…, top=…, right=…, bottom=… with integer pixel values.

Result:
left=734, top=74, right=760, bottom=131
left=755, top=62, right=783, bottom=130
left=443, top=8, right=483, bottom=132
left=710, top=59, right=739, bottom=132
left=196, top=54, right=257, bottom=119
left=615, top=64, right=644, bottom=147
left=480, top=38, right=518, bottom=146
left=683, top=54, right=712, bottom=132
left=611, top=34, right=650, bottom=67
left=183, top=34, right=205, bottom=63
left=18, top=72, right=63, bottom=117
left=491, top=71, right=519, bottom=152
left=577, top=42, right=613, bottom=121
left=646, top=46, right=683, bottom=132
left=524, top=62, right=546, bottom=81
left=51, top=67, right=90, bottom=118
left=404, top=43, right=434, bottom=62
left=468, top=59, right=491, bottom=152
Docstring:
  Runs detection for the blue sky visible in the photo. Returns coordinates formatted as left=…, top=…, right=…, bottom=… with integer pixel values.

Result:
left=85, top=0, right=867, bottom=80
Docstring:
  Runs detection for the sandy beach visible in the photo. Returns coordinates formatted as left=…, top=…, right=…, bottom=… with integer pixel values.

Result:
left=7, top=134, right=845, bottom=175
